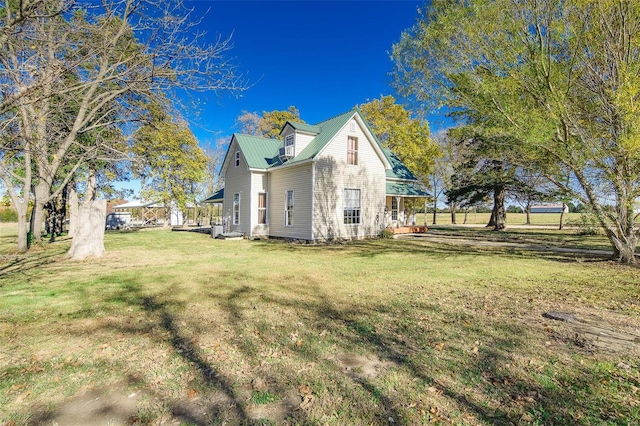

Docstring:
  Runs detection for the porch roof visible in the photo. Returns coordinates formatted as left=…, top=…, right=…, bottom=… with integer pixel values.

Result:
left=202, top=188, right=224, bottom=204
left=386, top=181, right=429, bottom=197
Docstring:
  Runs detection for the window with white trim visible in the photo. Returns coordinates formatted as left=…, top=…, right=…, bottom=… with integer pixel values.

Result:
left=233, top=193, right=240, bottom=225
left=391, top=197, right=398, bottom=221
left=235, top=151, right=240, bottom=167
left=344, top=189, right=361, bottom=224
left=347, top=136, right=358, bottom=165
left=350, top=119, right=356, bottom=132
left=257, top=193, right=267, bottom=224
left=284, top=134, right=295, bottom=157
left=285, top=190, right=294, bottom=226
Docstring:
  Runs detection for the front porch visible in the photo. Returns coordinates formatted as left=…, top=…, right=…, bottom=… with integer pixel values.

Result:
left=384, top=185, right=429, bottom=234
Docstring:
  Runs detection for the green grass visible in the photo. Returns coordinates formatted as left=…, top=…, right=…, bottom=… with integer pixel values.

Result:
left=0, top=224, right=639, bottom=425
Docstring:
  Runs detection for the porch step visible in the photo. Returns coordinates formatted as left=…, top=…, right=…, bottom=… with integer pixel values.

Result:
left=388, top=226, right=428, bottom=234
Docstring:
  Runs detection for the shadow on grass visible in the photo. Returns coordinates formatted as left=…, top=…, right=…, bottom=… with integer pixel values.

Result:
left=0, top=246, right=68, bottom=279
left=255, top=236, right=614, bottom=265
left=6, top=236, right=637, bottom=425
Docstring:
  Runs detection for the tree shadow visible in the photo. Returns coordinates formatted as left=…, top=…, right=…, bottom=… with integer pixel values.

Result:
left=5, top=237, right=637, bottom=425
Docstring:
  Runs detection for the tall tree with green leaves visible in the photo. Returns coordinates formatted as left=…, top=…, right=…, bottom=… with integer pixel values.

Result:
left=392, top=0, right=640, bottom=262
left=237, top=106, right=304, bottom=139
left=359, top=95, right=440, bottom=182
left=132, top=103, right=207, bottom=226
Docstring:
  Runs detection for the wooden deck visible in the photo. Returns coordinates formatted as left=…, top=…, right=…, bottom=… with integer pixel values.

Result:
left=388, top=226, right=428, bottom=234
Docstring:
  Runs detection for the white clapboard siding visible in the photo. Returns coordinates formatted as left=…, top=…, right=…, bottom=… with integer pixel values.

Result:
left=223, top=140, right=252, bottom=234
left=313, top=120, right=387, bottom=240
left=268, top=162, right=313, bottom=240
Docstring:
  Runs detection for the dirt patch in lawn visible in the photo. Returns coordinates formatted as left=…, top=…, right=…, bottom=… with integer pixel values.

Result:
left=26, top=383, right=145, bottom=426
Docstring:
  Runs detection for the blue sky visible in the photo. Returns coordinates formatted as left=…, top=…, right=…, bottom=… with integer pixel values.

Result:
left=122, top=0, right=449, bottom=195
left=185, top=1, right=447, bottom=139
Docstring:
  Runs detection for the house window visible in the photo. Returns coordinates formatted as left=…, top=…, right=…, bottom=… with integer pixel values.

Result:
left=344, top=189, right=361, bottom=225
left=235, top=151, right=240, bottom=167
left=233, top=193, right=240, bottom=225
left=257, top=193, right=267, bottom=224
left=285, top=134, right=295, bottom=157
left=350, top=119, right=356, bottom=132
left=285, top=190, right=294, bottom=226
left=391, top=197, right=398, bottom=221
left=347, top=136, right=358, bottom=165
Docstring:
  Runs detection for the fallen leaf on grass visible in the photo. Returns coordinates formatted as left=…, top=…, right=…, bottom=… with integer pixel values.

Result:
left=434, top=342, right=445, bottom=351
left=298, top=384, right=312, bottom=395
left=187, top=389, right=198, bottom=399
left=296, top=393, right=315, bottom=411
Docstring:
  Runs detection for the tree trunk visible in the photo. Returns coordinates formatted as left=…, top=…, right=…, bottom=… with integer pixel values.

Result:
left=525, top=201, right=531, bottom=225
left=68, top=183, right=78, bottom=239
left=60, top=184, right=68, bottom=234
left=450, top=202, right=456, bottom=224
left=490, top=185, right=506, bottom=231
left=67, top=199, right=106, bottom=259
left=432, top=197, right=437, bottom=225
left=16, top=205, right=29, bottom=252
left=558, top=203, right=566, bottom=230
left=30, top=182, right=50, bottom=244
left=606, top=229, right=637, bottom=264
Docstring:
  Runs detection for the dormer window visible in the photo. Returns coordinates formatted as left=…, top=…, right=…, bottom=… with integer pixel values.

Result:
left=235, top=151, right=240, bottom=167
left=284, top=134, right=295, bottom=157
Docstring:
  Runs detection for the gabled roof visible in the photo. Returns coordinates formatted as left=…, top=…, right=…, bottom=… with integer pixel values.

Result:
left=235, top=134, right=283, bottom=169
left=281, top=121, right=320, bottom=135
left=222, top=108, right=416, bottom=178
left=291, top=109, right=359, bottom=163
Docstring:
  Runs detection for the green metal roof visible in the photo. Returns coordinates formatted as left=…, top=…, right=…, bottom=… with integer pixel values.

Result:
left=224, top=108, right=420, bottom=184
left=234, top=134, right=283, bottom=169
left=382, top=147, right=418, bottom=181
left=292, top=109, right=360, bottom=163
left=284, top=121, right=321, bottom=134
left=386, top=181, right=429, bottom=197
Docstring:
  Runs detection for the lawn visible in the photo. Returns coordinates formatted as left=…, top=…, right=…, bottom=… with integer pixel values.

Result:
left=1, top=224, right=639, bottom=425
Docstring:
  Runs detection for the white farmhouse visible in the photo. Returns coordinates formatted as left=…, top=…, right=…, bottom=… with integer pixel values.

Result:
left=215, top=108, right=428, bottom=241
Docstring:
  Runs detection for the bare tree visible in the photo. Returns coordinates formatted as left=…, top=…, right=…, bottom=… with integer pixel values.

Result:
left=0, top=0, right=246, bottom=254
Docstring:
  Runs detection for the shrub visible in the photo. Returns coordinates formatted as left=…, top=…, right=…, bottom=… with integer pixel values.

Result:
left=0, top=207, right=18, bottom=222
left=567, top=213, right=601, bottom=235
left=380, top=228, right=394, bottom=239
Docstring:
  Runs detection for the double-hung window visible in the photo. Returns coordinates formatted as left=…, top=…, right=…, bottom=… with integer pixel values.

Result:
left=284, top=134, right=295, bottom=157
left=347, top=136, right=358, bottom=165
left=257, top=193, right=267, bottom=224
left=285, top=190, right=294, bottom=226
left=235, top=151, right=240, bottom=167
left=344, top=189, right=361, bottom=224
left=233, top=193, right=240, bottom=225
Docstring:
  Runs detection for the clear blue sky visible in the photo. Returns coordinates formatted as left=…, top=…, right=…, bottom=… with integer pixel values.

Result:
left=121, top=0, right=450, bottom=195
left=185, top=0, right=448, bottom=141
